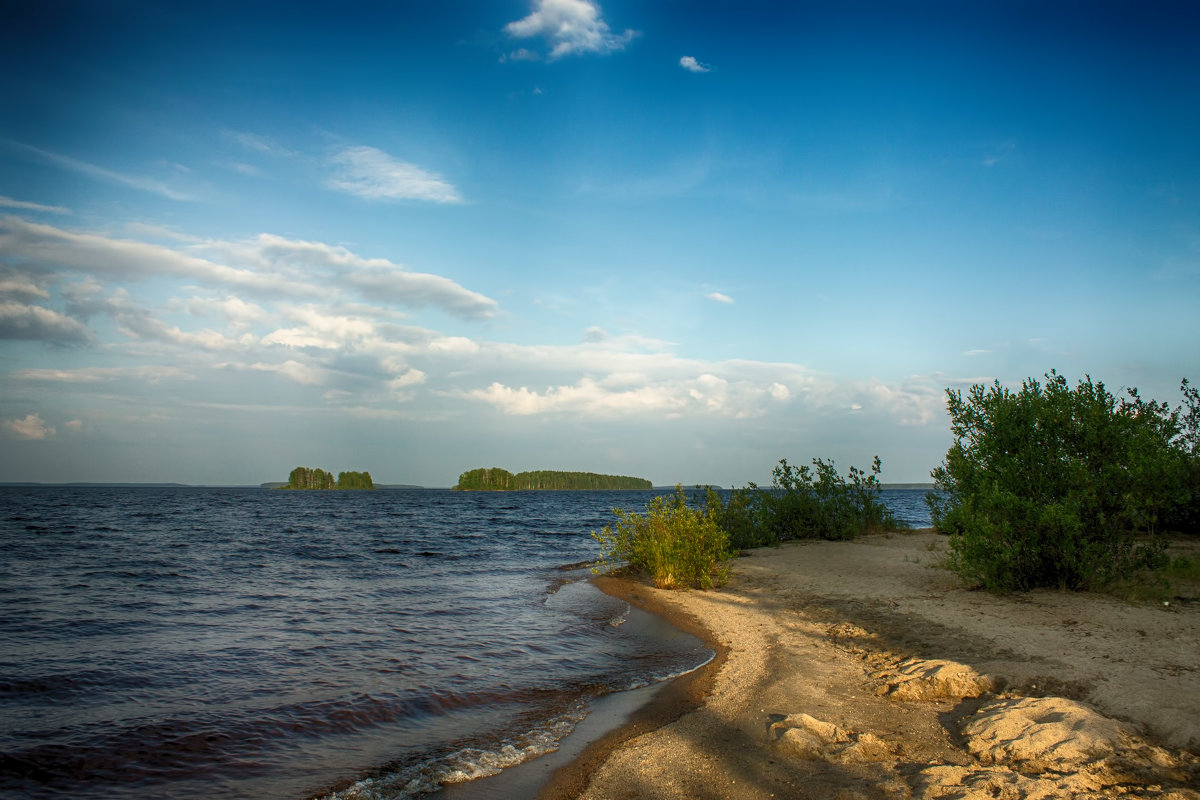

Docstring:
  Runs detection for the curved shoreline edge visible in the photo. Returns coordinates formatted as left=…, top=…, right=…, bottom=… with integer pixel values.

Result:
left=537, top=532, right=1199, bottom=799
left=533, top=575, right=730, bottom=800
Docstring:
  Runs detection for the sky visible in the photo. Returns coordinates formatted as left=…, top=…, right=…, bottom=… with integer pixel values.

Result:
left=1, top=0, right=1198, bottom=487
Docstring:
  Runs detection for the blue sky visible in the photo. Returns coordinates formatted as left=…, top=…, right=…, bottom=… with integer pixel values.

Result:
left=2, top=0, right=1198, bottom=486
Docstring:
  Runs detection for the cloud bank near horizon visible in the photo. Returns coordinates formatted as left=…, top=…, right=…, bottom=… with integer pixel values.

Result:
left=0, top=208, right=955, bottom=483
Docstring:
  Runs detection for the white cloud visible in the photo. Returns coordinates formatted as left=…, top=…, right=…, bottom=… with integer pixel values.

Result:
left=0, top=300, right=91, bottom=343
left=12, top=365, right=191, bottom=383
left=0, top=217, right=497, bottom=321
left=263, top=306, right=379, bottom=350
left=242, top=360, right=325, bottom=385
left=679, top=56, right=711, bottom=73
left=0, top=275, right=50, bottom=300
left=0, top=195, right=70, bottom=214
left=504, top=0, right=637, bottom=60
left=582, top=325, right=610, bottom=343
left=458, top=369, right=799, bottom=420
left=463, top=378, right=683, bottom=417
left=4, top=413, right=55, bottom=440
left=326, top=146, right=463, bottom=204
left=0, top=216, right=314, bottom=297
left=185, top=295, right=271, bottom=328
left=388, top=368, right=426, bottom=392
left=707, top=291, right=734, bottom=304
left=854, top=376, right=946, bottom=427
left=343, top=268, right=497, bottom=320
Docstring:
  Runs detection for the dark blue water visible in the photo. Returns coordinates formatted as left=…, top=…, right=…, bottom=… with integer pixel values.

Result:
left=0, top=487, right=931, bottom=800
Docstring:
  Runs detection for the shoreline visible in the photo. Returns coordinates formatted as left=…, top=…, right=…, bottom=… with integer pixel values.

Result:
left=538, top=531, right=1200, bottom=799
left=437, top=574, right=726, bottom=800
left=534, top=574, right=729, bottom=800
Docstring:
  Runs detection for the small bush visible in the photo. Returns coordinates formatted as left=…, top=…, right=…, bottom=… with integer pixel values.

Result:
left=592, top=487, right=732, bottom=590
left=696, top=456, right=900, bottom=549
left=696, top=484, right=770, bottom=550
left=761, top=456, right=899, bottom=541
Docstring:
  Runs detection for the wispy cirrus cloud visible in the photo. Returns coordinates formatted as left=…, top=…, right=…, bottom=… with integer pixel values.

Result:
left=707, top=292, right=733, bottom=304
left=0, top=195, right=70, bottom=214
left=504, top=0, right=637, bottom=60
left=221, top=129, right=295, bottom=157
left=325, top=145, right=463, bottom=204
left=679, top=56, right=711, bottom=73
left=4, top=141, right=196, bottom=201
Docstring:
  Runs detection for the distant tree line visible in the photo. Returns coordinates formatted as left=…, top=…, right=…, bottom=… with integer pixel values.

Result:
left=454, top=468, right=652, bottom=491
left=285, top=466, right=375, bottom=490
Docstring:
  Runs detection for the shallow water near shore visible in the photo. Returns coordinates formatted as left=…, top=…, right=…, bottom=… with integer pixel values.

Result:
left=0, top=486, right=930, bottom=799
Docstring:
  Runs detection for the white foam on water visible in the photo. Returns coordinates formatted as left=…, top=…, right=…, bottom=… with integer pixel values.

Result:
left=317, top=700, right=589, bottom=800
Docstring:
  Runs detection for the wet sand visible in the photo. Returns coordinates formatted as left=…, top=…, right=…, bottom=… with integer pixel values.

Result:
left=539, top=531, right=1200, bottom=799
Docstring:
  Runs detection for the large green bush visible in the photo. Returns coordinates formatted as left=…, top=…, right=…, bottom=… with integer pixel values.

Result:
left=1164, top=379, right=1200, bottom=533
left=592, top=487, right=731, bottom=589
left=929, top=372, right=1193, bottom=592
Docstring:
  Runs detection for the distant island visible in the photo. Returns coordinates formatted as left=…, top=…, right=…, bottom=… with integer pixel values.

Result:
left=454, top=468, right=652, bottom=491
left=281, top=466, right=375, bottom=490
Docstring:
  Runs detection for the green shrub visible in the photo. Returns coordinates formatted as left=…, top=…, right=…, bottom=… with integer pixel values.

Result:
left=929, top=372, right=1190, bottom=592
left=592, top=487, right=732, bottom=590
left=1163, top=379, right=1200, bottom=533
left=693, top=456, right=901, bottom=549
left=759, top=456, right=898, bottom=541
left=696, top=484, right=770, bottom=550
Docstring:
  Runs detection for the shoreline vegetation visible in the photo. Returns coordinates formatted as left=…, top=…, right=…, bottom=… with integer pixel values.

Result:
left=527, top=372, right=1200, bottom=798
left=453, top=468, right=652, bottom=491
left=593, top=456, right=901, bottom=590
left=281, top=466, right=375, bottom=490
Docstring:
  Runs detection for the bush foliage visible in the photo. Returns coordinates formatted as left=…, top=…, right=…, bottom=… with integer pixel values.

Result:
left=593, top=487, right=732, bottom=590
left=593, top=457, right=902, bottom=589
left=929, top=372, right=1197, bottom=592
left=698, top=456, right=900, bottom=550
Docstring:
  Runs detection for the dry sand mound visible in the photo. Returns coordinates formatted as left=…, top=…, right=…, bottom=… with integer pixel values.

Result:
left=962, top=696, right=1126, bottom=771
left=768, top=713, right=895, bottom=763
left=874, top=657, right=997, bottom=701
left=909, top=696, right=1200, bottom=799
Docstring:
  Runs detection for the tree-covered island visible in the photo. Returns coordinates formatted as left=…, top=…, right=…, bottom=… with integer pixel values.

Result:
left=454, top=468, right=652, bottom=491
left=283, top=466, right=375, bottom=490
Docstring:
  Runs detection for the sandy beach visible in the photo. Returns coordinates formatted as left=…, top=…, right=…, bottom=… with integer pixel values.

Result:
left=541, top=531, right=1200, bottom=800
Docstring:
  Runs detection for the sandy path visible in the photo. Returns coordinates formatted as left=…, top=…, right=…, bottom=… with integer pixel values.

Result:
left=545, top=531, right=1200, bottom=800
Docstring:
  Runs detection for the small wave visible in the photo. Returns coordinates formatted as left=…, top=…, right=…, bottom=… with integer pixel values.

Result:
left=617, top=650, right=716, bottom=691
left=316, top=700, right=588, bottom=800
left=553, top=559, right=595, bottom=572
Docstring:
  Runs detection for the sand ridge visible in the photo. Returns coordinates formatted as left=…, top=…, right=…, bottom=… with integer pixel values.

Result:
left=547, top=531, right=1199, bottom=800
